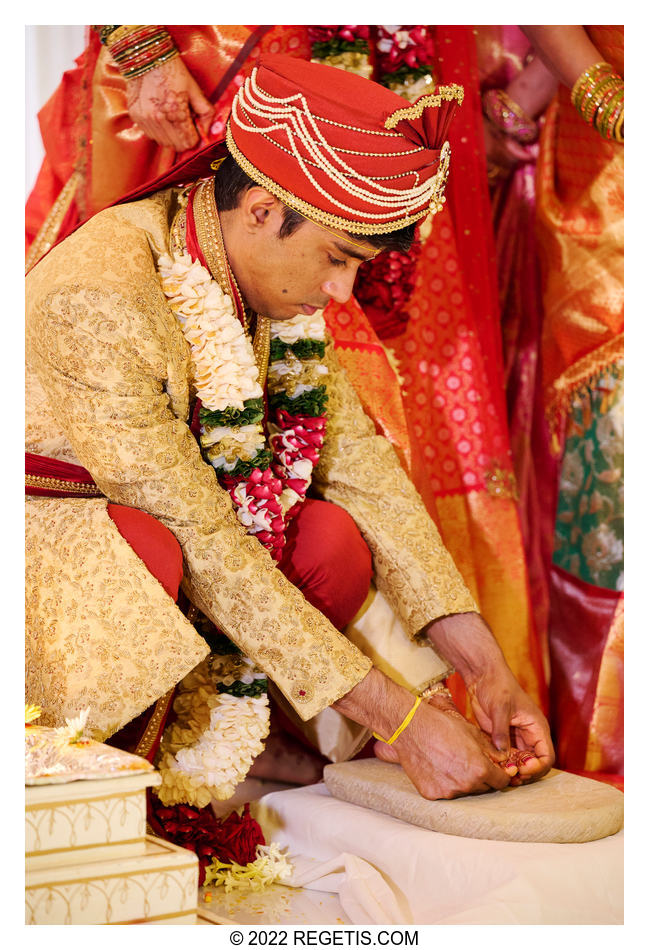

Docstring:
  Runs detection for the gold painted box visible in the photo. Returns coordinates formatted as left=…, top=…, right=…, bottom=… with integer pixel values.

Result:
left=26, top=771, right=162, bottom=870
left=25, top=725, right=198, bottom=924
left=26, top=834, right=198, bottom=924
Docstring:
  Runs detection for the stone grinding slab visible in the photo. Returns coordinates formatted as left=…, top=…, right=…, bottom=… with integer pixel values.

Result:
left=323, top=760, right=623, bottom=843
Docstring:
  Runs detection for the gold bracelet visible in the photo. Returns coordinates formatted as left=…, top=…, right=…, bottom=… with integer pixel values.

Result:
left=420, top=681, right=453, bottom=700
left=571, top=61, right=613, bottom=108
left=613, top=108, right=624, bottom=143
left=594, top=87, right=624, bottom=140
left=582, top=75, right=620, bottom=124
left=571, top=61, right=624, bottom=140
left=372, top=695, right=422, bottom=745
left=482, top=89, right=538, bottom=144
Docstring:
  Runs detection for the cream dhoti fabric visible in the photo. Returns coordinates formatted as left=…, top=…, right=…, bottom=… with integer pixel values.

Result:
left=273, top=584, right=451, bottom=762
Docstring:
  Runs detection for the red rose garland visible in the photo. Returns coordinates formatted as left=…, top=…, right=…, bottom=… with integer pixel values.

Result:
left=148, top=796, right=265, bottom=886
left=308, top=26, right=436, bottom=340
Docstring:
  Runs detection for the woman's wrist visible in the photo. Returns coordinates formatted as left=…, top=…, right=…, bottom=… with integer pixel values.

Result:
left=571, top=61, right=624, bottom=142
left=99, top=25, right=180, bottom=80
left=482, top=89, right=538, bottom=144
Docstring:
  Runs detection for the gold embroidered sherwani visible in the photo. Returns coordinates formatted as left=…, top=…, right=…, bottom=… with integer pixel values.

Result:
left=25, top=188, right=477, bottom=740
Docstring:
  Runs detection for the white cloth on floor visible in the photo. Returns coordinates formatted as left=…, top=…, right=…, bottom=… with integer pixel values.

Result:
left=253, top=783, right=623, bottom=924
left=286, top=852, right=407, bottom=924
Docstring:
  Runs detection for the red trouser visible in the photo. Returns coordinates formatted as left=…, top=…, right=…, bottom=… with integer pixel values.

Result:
left=107, top=497, right=372, bottom=631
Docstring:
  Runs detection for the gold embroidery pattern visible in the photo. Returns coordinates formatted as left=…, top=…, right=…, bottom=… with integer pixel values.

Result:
left=25, top=474, right=103, bottom=496
left=192, top=179, right=232, bottom=290
left=484, top=465, right=519, bottom=500
left=134, top=688, right=175, bottom=760
left=25, top=192, right=371, bottom=725
left=25, top=171, right=81, bottom=275
left=383, top=84, right=465, bottom=129
left=545, top=334, right=624, bottom=440
left=25, top=498, right=209, bottom=740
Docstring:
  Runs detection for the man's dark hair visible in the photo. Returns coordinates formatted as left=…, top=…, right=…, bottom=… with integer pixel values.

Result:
left=213, top=153, right=416, bottom=254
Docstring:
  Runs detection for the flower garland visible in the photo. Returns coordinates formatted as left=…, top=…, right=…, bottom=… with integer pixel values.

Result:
left=375, top=26, right=436, bottom=102
left=353, top=247, right=422, bottom=340
left=309, top=25, right=373, bottom=80
left=203, top=843, right=292, bottom=892
left=148, top=798, right=267, bottom=886
left=155, top=232, right=329, bottom=811
left=156, top=651, right=270, bottom=808
left=157, top=249, right=328, bottom=561
left=308, top=25, right=435, bottom=101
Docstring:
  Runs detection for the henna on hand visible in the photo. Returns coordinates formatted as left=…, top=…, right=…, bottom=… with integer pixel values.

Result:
left=126, top=57, right=213, bottom=151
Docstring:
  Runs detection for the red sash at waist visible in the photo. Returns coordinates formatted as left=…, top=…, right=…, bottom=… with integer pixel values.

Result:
left=25, top=452, right=103, bottom=498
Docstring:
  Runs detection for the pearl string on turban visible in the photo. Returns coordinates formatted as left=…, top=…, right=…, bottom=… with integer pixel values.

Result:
left=226, top=54, right=463, bottom=234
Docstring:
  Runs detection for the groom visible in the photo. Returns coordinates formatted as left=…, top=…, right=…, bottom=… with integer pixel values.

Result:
left=25, top=54, right=553, bottom=800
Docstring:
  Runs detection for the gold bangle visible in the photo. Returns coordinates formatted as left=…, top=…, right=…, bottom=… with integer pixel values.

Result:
left=594, top=85, right=621, bottom=123
left=373, top=694, right=422, bottom=745
left=572, top=66, right=610, bottom=112
left=613, top=108, right=624, bottom=142
left=571, top=61, right=613, bottom=108
left=594, top=88, right=624, bottom=140
left=582, top=76, right=620, bottom=123
left=420, top=681, right=453, bottom=700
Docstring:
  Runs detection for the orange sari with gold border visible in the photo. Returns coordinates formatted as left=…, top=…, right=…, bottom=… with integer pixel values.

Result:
left=535, top=26, right=623, bottom=775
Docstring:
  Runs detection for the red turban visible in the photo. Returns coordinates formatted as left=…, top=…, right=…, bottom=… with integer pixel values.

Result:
left=226, top=55, right=463, bottom=234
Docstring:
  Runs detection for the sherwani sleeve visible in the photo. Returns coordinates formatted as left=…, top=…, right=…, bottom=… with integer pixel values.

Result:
left=25, top=213, right=371, bottom=721
left=313, top=338, right=478, bottom=639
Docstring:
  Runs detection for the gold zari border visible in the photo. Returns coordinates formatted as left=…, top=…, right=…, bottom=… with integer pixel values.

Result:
left=545, top=334, right=624, bottom=436
left=384, top=84, right=465, bottom=129
left=25, top=474, right=103, bottom=496
left=133, top=687, right=175, bottom=761
left=226, top=125, right=431, bottom=235
left=193, top=180, right=232, bottom=292
left=26, top=171, right=81, bottom=275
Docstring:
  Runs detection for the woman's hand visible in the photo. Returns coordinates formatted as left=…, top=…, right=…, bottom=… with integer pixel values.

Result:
left=126, top=56, right=214, bottom=151
left=483, top=117, right=537, bottom=182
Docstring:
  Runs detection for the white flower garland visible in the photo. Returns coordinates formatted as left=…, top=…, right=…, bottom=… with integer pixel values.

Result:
left=157, top=656, right=270, bottom=807
left=156, top=246, right=328, bottom=803
left=158, top=251, right=262, bottom=412
left=204, top=842, right=293, bottom=892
